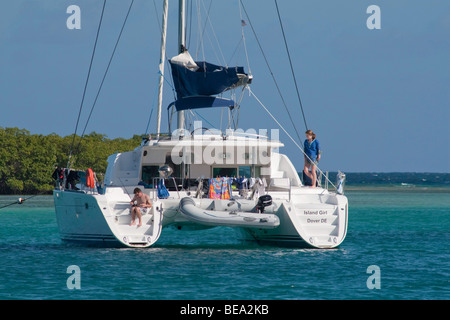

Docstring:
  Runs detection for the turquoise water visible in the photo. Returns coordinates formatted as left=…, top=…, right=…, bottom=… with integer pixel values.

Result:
left=0, top=185, right=449, bottom=300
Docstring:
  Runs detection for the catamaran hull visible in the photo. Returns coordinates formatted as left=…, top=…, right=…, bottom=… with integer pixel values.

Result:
left=53, top=190, right=118, bottom=246
left=54, top=188, right=347, bottom=249
left=54, top=190, right=163, bottom=248
left=176, top=195, right=348, bottom=249
left=248, top=195, right=348, bottom=249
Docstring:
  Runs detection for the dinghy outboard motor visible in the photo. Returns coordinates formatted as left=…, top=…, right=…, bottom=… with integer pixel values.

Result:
left=256, top=195, right=272, bottom=213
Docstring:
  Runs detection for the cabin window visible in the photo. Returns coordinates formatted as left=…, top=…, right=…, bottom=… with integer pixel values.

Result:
left=253, top=166, right=261, bottom=178
left=212, top=166, right=261, bottom=178
left=239, top=166, right=251, bottom=178
left=238, top=166, right=261, bottom=178
left=165, top=155, right=181, bottom=178
left=212, top=167, right=237, bottom=177
left=142, top=166, right=160, bottom=183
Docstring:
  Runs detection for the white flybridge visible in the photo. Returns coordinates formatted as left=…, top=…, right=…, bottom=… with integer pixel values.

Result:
left=53, top=0, right=348, bottom=248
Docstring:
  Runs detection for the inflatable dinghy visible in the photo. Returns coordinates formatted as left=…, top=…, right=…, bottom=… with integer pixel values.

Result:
left=179, top=197, right=280, bottom=229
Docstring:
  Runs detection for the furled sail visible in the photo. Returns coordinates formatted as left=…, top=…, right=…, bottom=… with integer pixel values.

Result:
left=169, top=50, right=251, bottom=100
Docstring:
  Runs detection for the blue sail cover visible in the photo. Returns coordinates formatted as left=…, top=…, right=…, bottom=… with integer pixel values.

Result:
left=169, top=60, right=247, bottom=99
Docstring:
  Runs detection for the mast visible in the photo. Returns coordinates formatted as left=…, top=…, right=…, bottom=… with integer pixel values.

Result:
left=177, top=0, right=186, bottom=130
left=156, top=0, right=169, bottom=139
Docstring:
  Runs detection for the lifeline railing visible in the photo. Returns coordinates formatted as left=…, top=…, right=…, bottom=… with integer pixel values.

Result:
left=150, top=177, right=181, bottom=202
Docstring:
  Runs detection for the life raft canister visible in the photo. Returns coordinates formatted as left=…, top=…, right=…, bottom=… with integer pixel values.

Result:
left=86, top=168, right=95, bottom=188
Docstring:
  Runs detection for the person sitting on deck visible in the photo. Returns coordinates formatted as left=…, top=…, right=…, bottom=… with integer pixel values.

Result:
left=129, top=188, right=152, bottom=227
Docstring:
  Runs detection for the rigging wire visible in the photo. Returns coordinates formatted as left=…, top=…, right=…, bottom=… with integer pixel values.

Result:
left=144, top=108, right=155, bottom=136
left=200, top=0, right=227, bottom=67
left=152, top=0, right=177, bottom=100
left=86, top=5, right=135, bottom=132
left=238, top=0, right=251, bottom=75
left=187, top=0, right=193, bottom=50
left=195, top=0, right=207, bottom=62
left=248, top=87, right=335, bottom=189
left=67, top=0, right=107, bottom=169
left=73, top=0, right=135, bottom=162
left=238, top=0, right=303, bottom=145
left=152, top=0, right=162, bottom=34
left=274, top=0, right=308, bottom=131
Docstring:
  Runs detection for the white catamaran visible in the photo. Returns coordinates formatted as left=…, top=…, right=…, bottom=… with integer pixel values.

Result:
left=53, top=0, right=348, bottom=249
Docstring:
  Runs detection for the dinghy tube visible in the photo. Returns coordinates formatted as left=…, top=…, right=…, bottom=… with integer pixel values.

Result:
left=179, top=197, right=280, bottom=229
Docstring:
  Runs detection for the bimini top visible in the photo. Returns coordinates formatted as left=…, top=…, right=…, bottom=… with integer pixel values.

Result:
left=169, top=50, right=250, bottom=100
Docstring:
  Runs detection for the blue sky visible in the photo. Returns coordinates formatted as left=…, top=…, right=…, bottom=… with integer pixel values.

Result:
left=1, top=0, right=449, bottom=173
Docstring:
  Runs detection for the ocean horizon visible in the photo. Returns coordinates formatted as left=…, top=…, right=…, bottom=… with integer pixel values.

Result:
left=1, top=172, right=449, bottom=196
